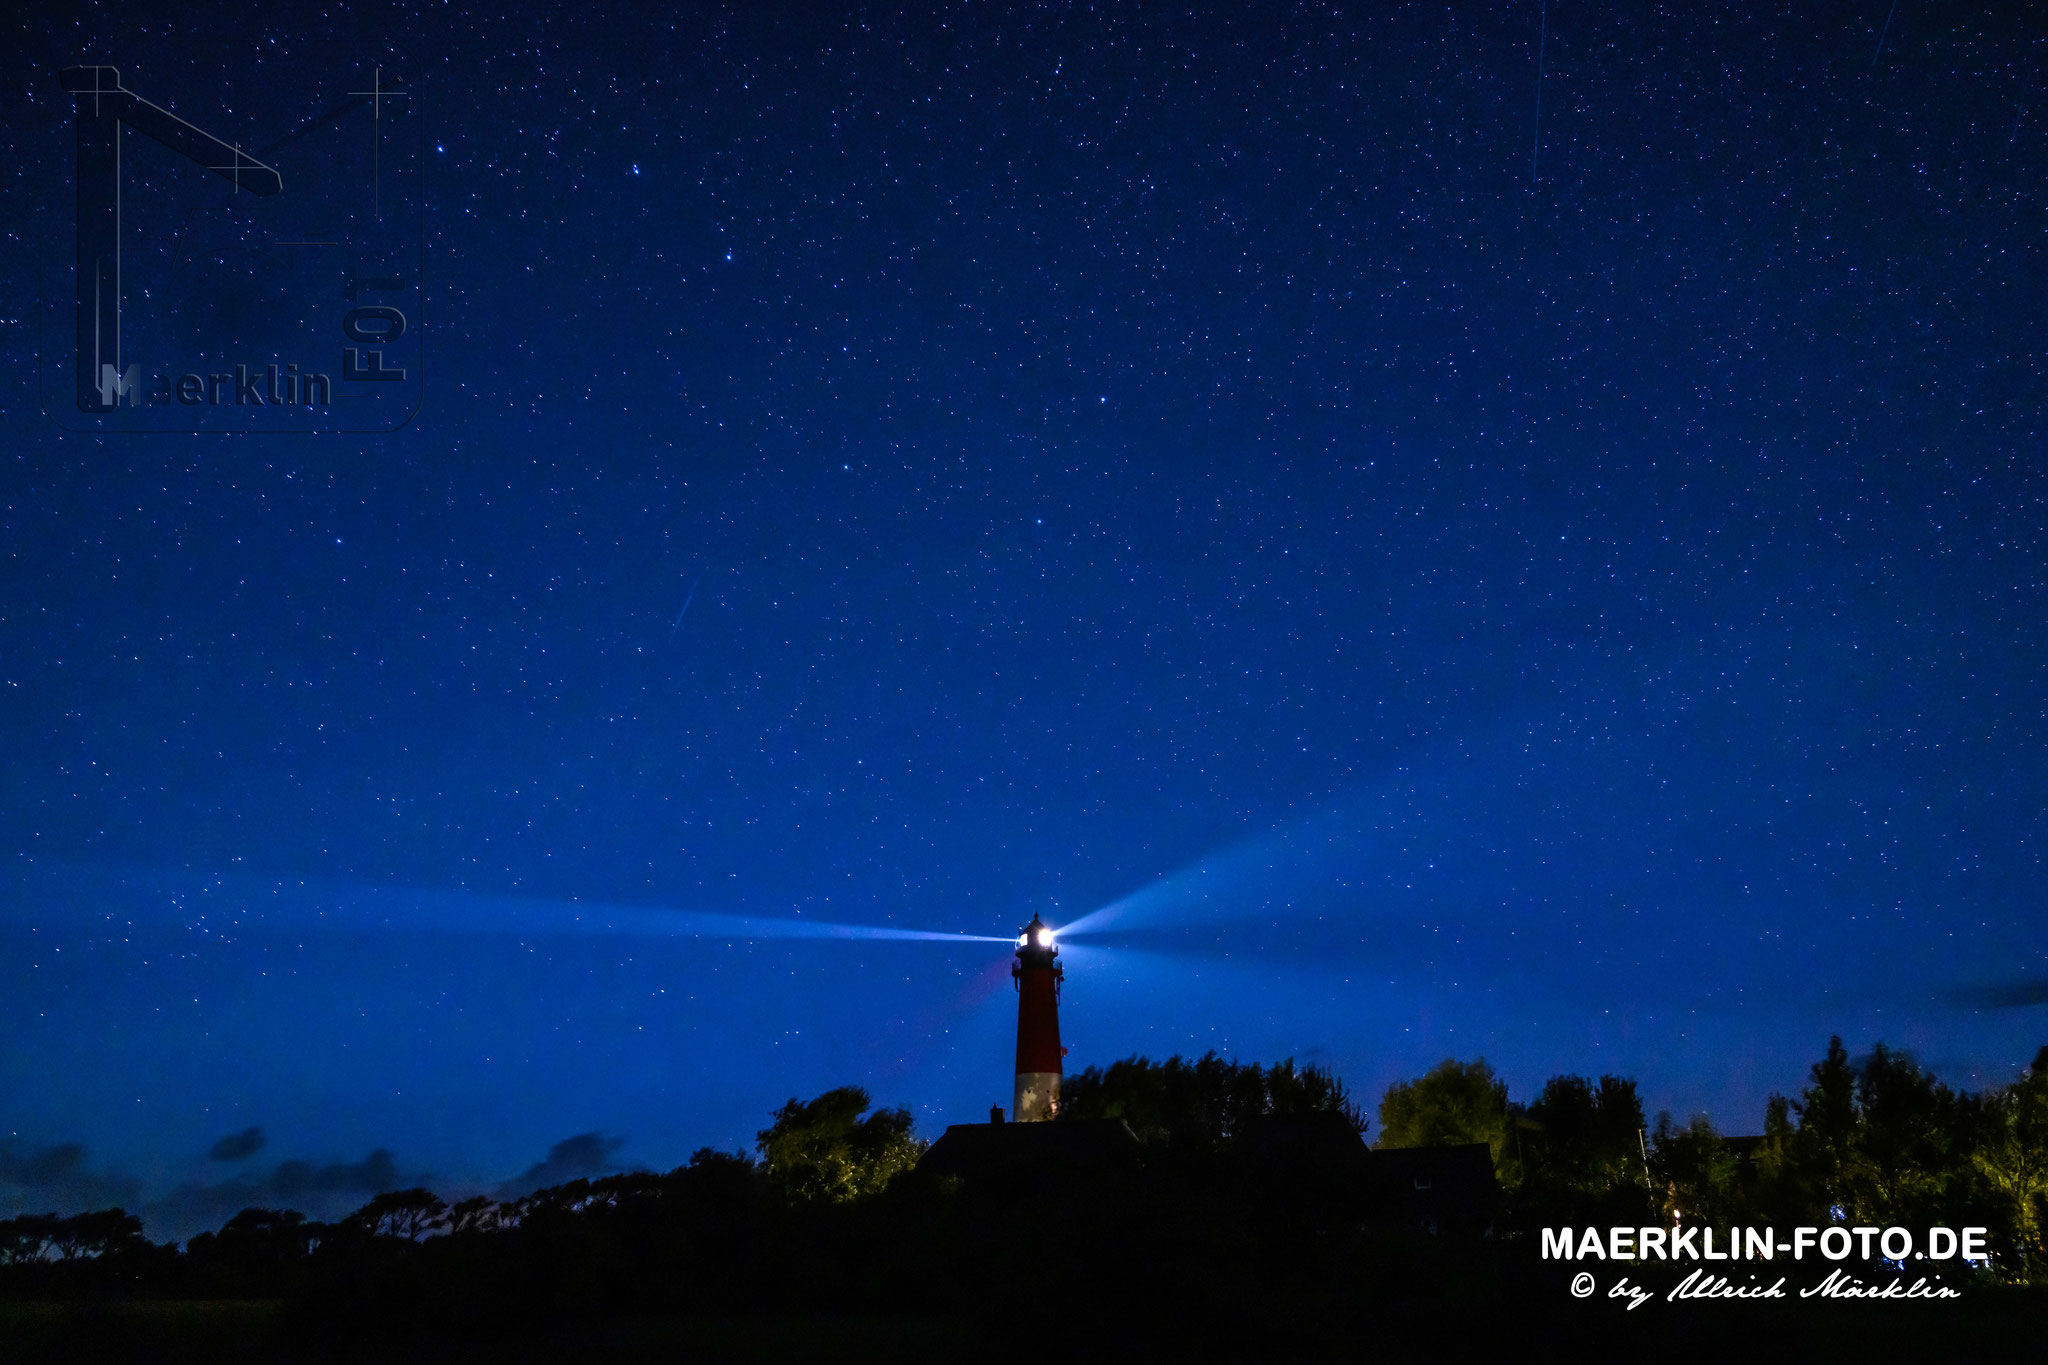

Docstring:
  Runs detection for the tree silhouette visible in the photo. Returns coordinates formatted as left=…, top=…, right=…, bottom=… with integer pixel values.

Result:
left=0, top=1213, right=62, bottom=1264
left=1648, top=1113, right=1740, bottom=1226
left=1792, top=1034, right=1859, bottom=1215
left=1520, top=1074, right=1651, bottom=1221
left=1377, top=1058, right=1511, bottom=1169
left=53, top=1209, right=144, bottom=1260
left=755, top=1087, right=922, bottom=1204
left=346, top=1188, right=449, bottom=1241
left=0, top=1209, right=146, bottom=1264
left=1059, top=1052, right=1363, bottom=1148
left=446, top=1195, right=498, bottom=1235
left=1853, top=1043, right=1958, bottom=1224
left=1975, top=1047, right=2048, bottom=1279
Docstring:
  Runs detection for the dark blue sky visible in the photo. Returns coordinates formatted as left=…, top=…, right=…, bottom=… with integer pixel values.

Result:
left=4, top=2, right=2046, bottom=1231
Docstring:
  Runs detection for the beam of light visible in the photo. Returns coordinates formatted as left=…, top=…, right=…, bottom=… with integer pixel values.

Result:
left=1056, top=798, right=1376, bottom=941
left=383, top=891, right=1017, bottom=944
left=1052, top=703, right=1767, bottom=947
left=6, top=859, right=1012, bottom=945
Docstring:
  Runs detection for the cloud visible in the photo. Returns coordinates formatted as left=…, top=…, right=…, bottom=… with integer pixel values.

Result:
left=207, top=1127, right=266, bottom=1162
left=0, top=1141, right=142, bottom=1216
left=2, top=1130, right=635, bottom=1241
left=496, top=1132, right=626, bottom=1198
left=1953, top=978, right=2048, bottom=1010
left=148, top=1148, right=418, bottom=1241
left=266, top=1149, right=401, bottom=1198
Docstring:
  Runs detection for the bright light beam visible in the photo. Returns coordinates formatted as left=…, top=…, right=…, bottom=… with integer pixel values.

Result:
left=1057, top=798, right=1376, bottom=941
left=8, top=860, right=1014, bottom=945
left=288, top=885, right=1020, bottom=944
left=441, top=897, right=1018, bottom=944
left=1054, top=729, right=1562, bottom=944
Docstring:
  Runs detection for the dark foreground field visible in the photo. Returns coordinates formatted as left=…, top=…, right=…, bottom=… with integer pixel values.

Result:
left=3, top=1236, right=2043, bottom=1365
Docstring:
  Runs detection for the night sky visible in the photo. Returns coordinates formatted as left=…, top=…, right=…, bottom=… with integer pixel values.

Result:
left=5, top=2, right=2047, bottom=1234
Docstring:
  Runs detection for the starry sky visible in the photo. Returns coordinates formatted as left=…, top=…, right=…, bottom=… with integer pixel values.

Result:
left=4, top=2, right=2047, bottom=1231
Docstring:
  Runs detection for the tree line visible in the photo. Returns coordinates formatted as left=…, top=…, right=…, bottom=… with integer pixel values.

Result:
left=1, top=1034, right=2042, bottom=1338
left=1372, top=1038, right=2048, bottom=1281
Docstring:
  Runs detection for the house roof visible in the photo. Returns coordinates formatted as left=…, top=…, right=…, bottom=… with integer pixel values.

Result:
left=918, top=1120, right=1142, bottom=1181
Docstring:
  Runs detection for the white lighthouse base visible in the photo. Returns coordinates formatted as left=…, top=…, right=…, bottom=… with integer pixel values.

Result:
left=1013, top=1071, right=1060, bottom=1122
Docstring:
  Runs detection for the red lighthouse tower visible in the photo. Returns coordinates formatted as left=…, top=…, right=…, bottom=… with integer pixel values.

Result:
left=1012, top=915, right=1064, bottom=1121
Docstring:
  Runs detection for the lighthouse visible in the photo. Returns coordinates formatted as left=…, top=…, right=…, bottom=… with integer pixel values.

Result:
left=1012, top=915, right=1064, bottom=1121
left=920, top=918, right=1139, bottom=1177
